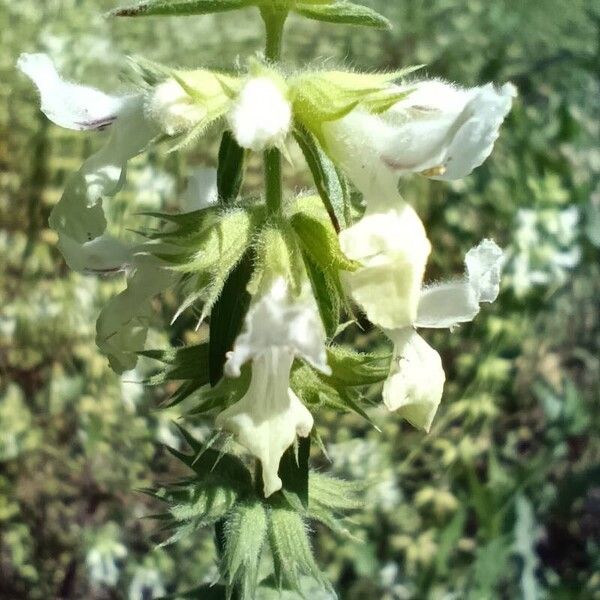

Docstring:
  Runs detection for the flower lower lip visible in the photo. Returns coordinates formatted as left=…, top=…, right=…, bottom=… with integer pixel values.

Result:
left=75, top=116, right=118, bottom=130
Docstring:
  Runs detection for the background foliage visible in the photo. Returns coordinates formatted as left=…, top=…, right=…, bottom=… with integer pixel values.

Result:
left=1, top=0, right=599, bottom=598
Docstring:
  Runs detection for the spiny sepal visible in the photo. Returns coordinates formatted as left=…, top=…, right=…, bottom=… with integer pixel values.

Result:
left=144, top=205, right=265, bottom=324
left=151, top=429, right=363, bottom=599
left=291, top=345, right=390, bottom=425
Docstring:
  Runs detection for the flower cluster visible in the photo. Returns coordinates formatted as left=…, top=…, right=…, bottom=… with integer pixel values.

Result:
left=18, top=32, right=513, bottom=499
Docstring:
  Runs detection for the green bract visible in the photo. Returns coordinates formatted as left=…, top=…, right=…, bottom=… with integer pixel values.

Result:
left=112, top=0, right=390, bottom=30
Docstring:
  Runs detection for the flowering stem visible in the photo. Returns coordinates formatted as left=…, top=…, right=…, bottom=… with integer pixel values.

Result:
left=264, top=148, right=283, bottom=216
left=261, top=8, right=287, bottom=216
left=262, top=8, right=287, bottom=63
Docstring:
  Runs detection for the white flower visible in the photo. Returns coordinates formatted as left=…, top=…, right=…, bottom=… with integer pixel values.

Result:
left=339, top=203, right=431, bottom=330
left=228, top=76, right=292, bottom=152
left=96, top=255, right=177, bottom=374
left=323, top=80, right=516, bottom=206
left=216, top=278, right=329, bottom=497
left=18, top=52, right=159, bottom=272
left=17, top=53, right=130, bottom=130
left=384, top=240, right=504, bottom=431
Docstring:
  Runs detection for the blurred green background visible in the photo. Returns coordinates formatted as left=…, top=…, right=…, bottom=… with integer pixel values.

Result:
left=1, top=1, right=599, bottom=598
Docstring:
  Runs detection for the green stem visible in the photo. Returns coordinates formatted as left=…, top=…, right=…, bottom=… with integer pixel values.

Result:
left=262, top=8, right=287, bottom=62
left=260, top=8, right=287, bottom=217
left=264, top=147, right=283, bottom=216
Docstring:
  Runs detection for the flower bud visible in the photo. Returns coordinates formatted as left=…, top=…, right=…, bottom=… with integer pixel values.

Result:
left=228, top=76, right=292, bottom=152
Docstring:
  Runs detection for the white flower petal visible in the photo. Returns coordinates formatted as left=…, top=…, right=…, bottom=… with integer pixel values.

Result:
left=224, top=277, right=330, bottom=378
left=382, top=328, right=445, bottom=432
left=322, top=111, right=401, bottom=205
left=180, top=167, right=218, bottom=212
left=415, top=280, right=479, bottom=329
left=17, top=53, right=129, bottom=131
left=60, top=233, right=134, bottom=274
left=323, top=80, right=514, bottom=208
left=381, top=81, right=515, bottom=180
left=339, top=204, right=431, bottom=330
left=380, top=81, right=474, bottom=174
left=415, top=239, right=503, bottom=329
left=431, top=83, right=516, bottom=181
left=216, top=348, right=314, bottom=497
left=465, top=238, right=504, bottom=303
left=229, top=77, right=292, bottom=152
left=96, top=255, right=177, bottom=373
left=48, top=96, right=159, bottom=271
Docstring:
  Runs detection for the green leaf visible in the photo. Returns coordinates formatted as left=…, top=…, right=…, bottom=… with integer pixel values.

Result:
left=217, top=130, right=246, bottom=203
left=168, top=482, right=238, bottom=524
left=468, top=536, right=512, bottom=599
left=209, top=250, right=254, bottom=385
left=112, top=0, right=247, bottom=18
left=167, top=426, right=253, bottom=488
left=158, top=584, right=227, bottom=599
left=139, top=344, right=210, bottom=385
left=324, top=346, right=390, bottom=387
left=278, top=436, right=310, bottom=508
left=268, top=503, right=332, bottom=595
left=308, top=472, right=364, bottom=511
left=291, top=211, right=357, bottom=273
left=294, top=2, right=391, bottom=29
left=301, top=250, right=340, bottom=338
left=224, top=500, right=268, bottom=599
left=435, top=508, right=466, bottom=576
left=294, top=126, right=348, bottom=230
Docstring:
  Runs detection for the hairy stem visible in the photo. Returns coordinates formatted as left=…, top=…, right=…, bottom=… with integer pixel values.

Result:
left=261, top=8, right=287, bottom=216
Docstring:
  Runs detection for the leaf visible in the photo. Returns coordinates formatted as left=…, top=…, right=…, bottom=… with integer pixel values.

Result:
left=268, top=503, right=332, bottom=595
left=291, top=211, right=356, bottom=273
left=112, top=0, right=247, bottom=18
left=278, top=436, right=310, bottom=508
left=308, top=472, right=364, bottom=512
left=169, top=425, right=252, bottom=489
left=209, top=250, right=254, bottom=385
left=294, top=126, right=348, bottom=230
left=468, top=536, right=512, bottom=599
left=435, top=508, right=466, bottom=576
left=139, top=344, right=210, bottom=385
left=324, top=346, right=391, bottom=387
left=217, top=130, right=246, bottom=203
left=224, top=500, right=268, bottom=599
left=158, top=584, right=227, bottom=599
left=301, top=250, right=341, bottom=338
left=294, top=2, right=391, bottom=29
